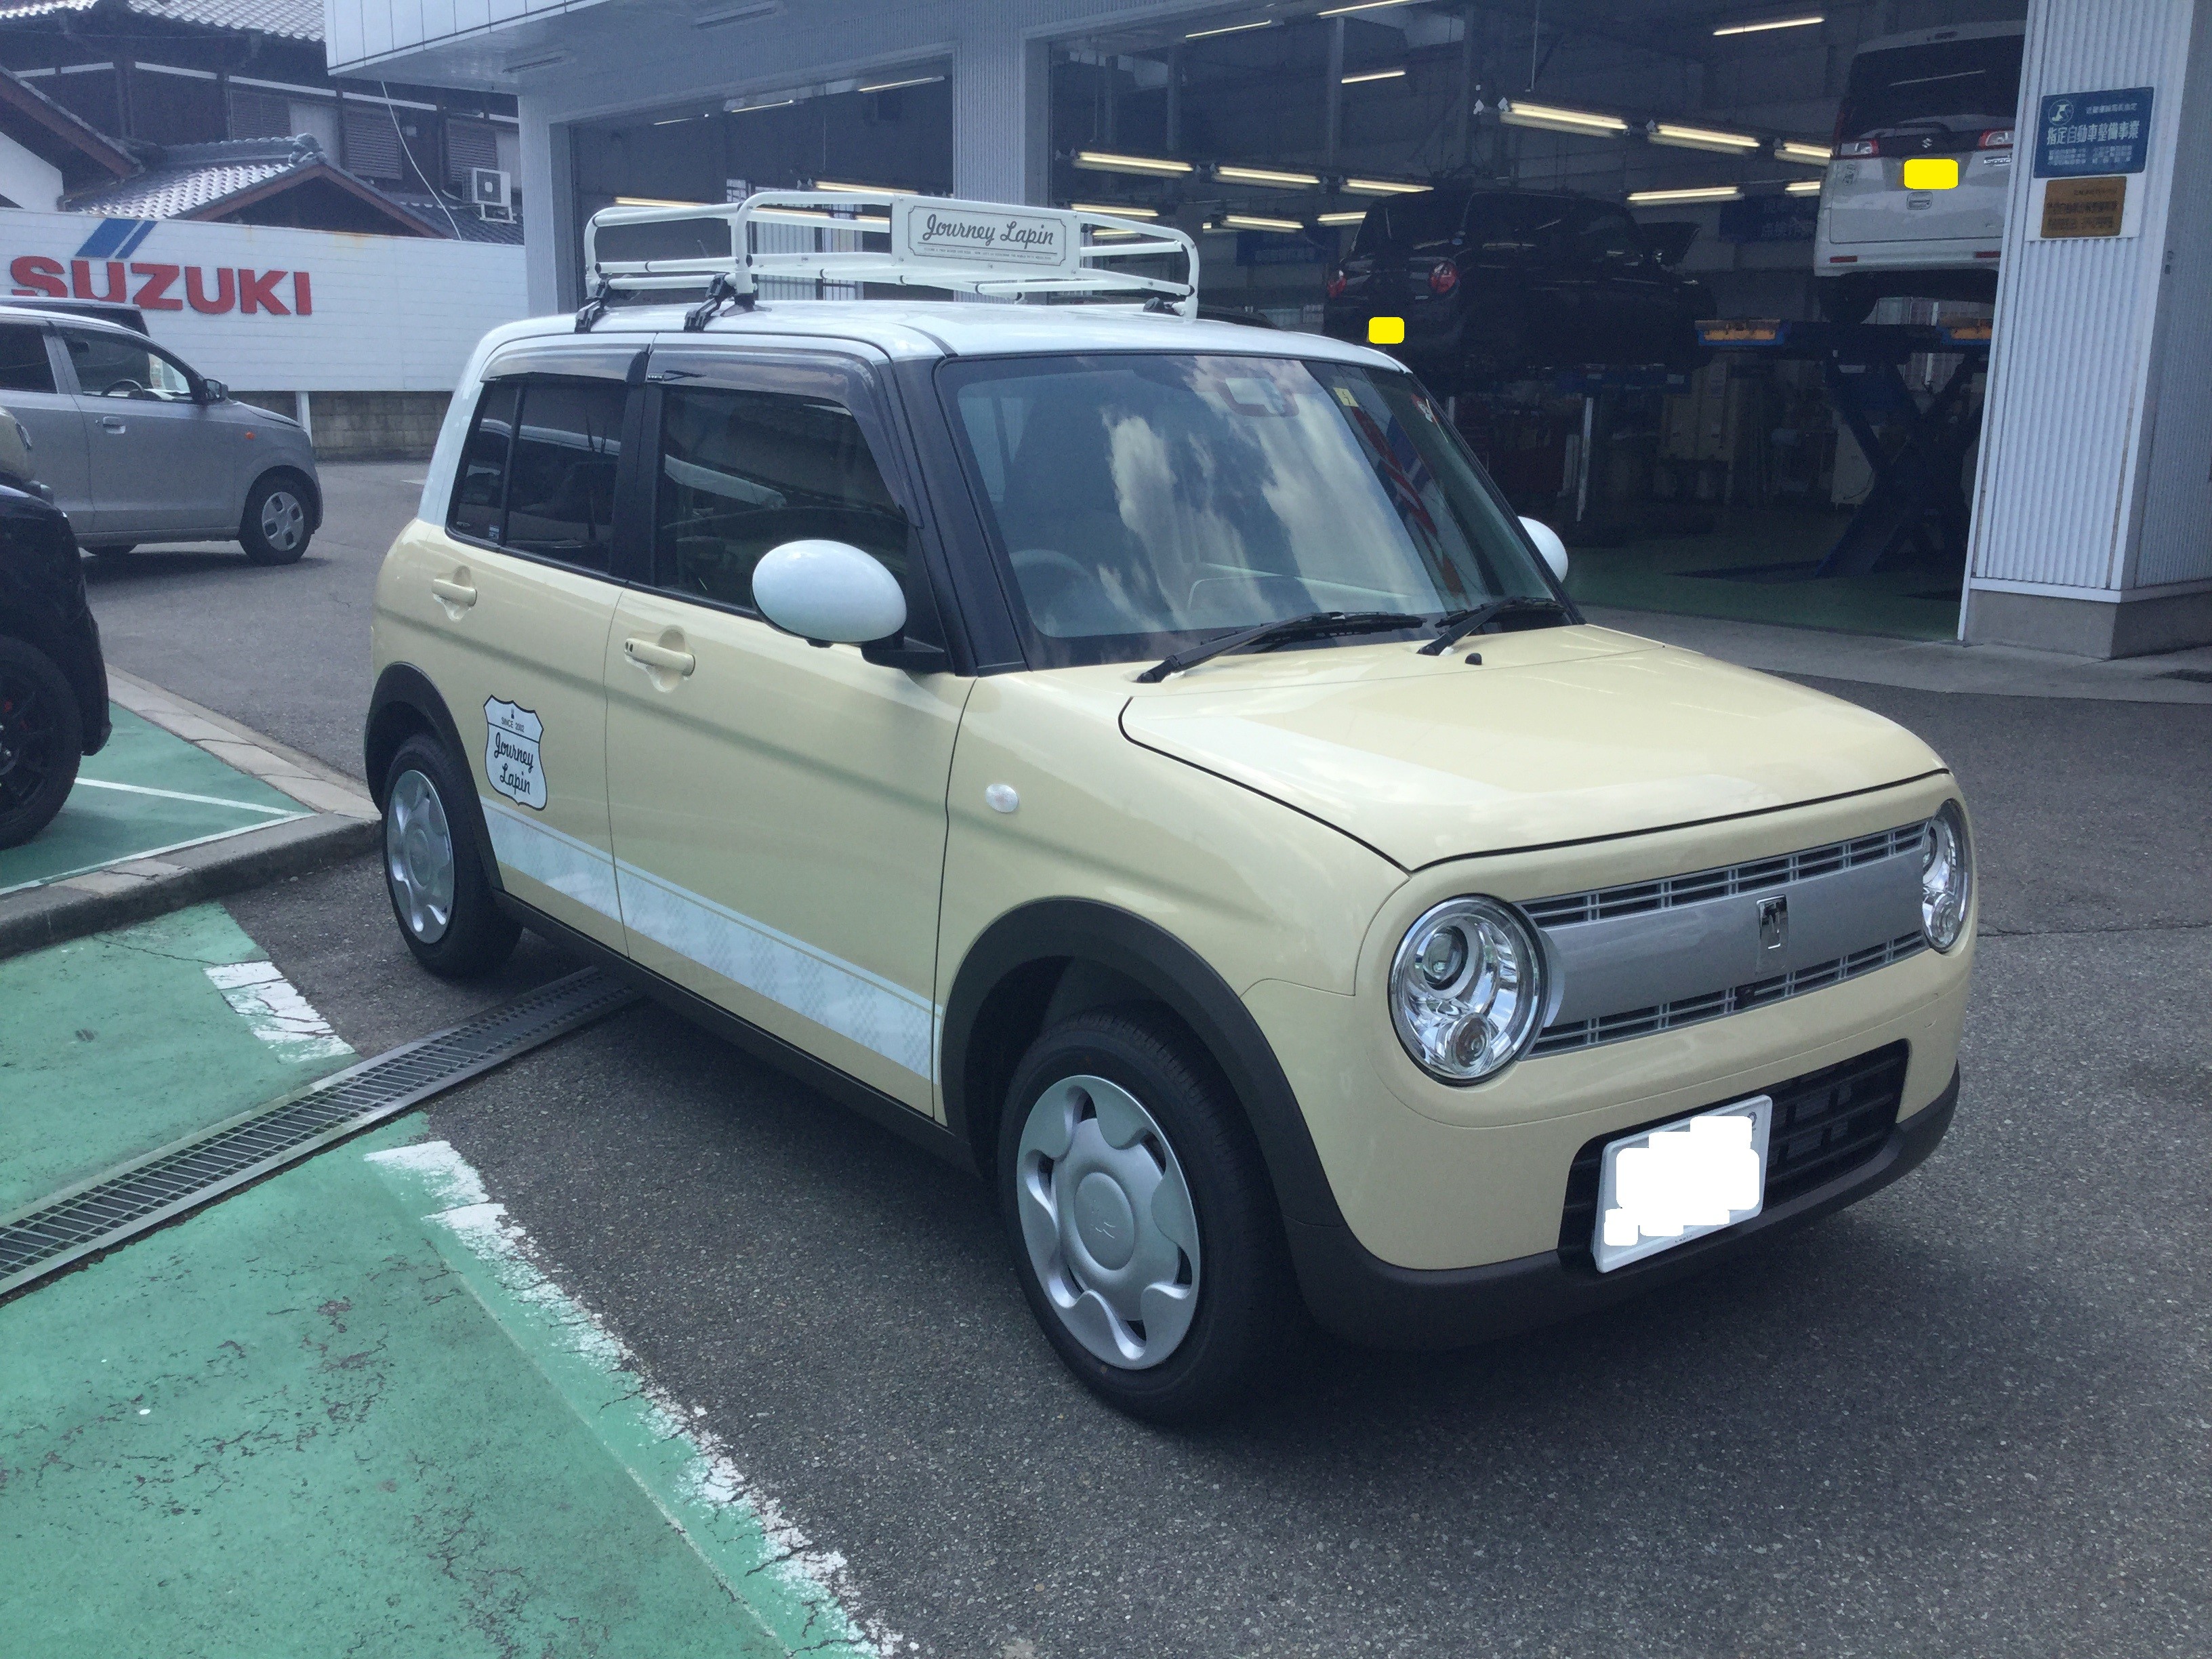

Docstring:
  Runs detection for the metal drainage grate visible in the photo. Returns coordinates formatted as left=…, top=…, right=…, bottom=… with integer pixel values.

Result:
left=0, top=967, right=639, bottom=1299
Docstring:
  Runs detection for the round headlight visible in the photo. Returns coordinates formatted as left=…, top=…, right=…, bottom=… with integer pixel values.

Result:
left=1391, top=897, right=1546, bottom=1084
left=1921, top=801, right=1972, bottom=951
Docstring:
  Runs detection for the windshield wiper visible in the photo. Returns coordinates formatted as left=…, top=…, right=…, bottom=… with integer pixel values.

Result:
left=1136, top=611, right=1426, bottom=683
left=1418, top=596, right=1573, bottom=656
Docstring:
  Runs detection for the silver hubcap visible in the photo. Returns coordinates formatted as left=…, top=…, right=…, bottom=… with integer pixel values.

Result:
left=385, top=769, right=455, bottom=943
left=260, top=489, right=305, bottom=552
left=1015, top=1074, right=1201, bottom=1370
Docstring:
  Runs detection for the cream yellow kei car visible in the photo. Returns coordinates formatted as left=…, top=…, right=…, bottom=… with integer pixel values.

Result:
left=368, top=243, right=1972, bottom=1419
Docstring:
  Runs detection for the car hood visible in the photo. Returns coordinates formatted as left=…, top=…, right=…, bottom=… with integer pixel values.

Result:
left=1117, top=627, right=1946, bottom=869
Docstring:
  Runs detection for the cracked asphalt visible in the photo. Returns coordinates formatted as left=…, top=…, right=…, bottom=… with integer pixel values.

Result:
left=85, top=472, right=2212, bottom=1656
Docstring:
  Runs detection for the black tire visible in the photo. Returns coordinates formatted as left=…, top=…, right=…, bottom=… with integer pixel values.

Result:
left=381, top=733, right=520, bottom=979
left=0, top=636, right=83, bottom=849
left=1817, top=276, right=1878, bottom=325
left=998, top=1006, right=1296, bottom=1423
left=241, top=471, right=314, bottom=565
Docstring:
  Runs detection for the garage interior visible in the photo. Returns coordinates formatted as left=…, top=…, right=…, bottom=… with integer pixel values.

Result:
left=561, top=1, right=2030, bottom=644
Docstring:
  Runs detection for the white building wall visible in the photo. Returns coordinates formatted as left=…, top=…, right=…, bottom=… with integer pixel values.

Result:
left=1964, top=0, right=2212, bottom=651
left=0, top=134, right=64, bottom=213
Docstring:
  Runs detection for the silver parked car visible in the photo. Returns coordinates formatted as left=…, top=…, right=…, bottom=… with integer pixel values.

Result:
left=0, top=307, right=321, bottom=565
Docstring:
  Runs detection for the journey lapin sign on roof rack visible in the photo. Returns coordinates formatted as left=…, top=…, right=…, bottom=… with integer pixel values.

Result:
left=577, top=190, right=1199, bottom=330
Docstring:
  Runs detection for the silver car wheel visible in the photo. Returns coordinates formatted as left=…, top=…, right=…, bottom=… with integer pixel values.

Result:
left=385, top=769, right=455, bottom=943
left=1015, top=1073, right=1202, bottom=1370
left=259, top=489, right=306, bottom=553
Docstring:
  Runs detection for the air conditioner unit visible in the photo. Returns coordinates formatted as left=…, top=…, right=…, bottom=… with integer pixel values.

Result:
left=470, top=166, right=514, bottom=222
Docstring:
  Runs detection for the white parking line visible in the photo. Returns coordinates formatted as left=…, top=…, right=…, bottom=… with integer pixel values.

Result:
left=73, top=777, right=300, bottom=815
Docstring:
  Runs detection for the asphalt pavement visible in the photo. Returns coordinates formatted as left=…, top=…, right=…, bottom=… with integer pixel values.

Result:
left=87, top=468, right=2212, bottom=1656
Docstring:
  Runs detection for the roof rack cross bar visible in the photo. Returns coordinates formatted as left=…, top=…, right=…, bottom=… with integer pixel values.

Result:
left=582, top=190, right=1200, bottom=317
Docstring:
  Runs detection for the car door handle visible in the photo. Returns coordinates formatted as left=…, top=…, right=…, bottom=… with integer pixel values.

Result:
left=623, top=636, right=695, bottom=676
left=100, top=416, right=125, bottom=432
left=430, top=577, right=478, bottom=607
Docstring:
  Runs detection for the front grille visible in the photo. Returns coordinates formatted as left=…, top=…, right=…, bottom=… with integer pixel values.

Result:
left=1524, top=823, right=1925, bottom=929
left=1555, top=1040, right=1910, bottom=1265
left=1531, top=931, right=1927, bottom=1057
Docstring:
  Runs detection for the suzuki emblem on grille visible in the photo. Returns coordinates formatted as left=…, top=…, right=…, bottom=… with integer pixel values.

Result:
left=1758, top=895, right=1790, bottom=953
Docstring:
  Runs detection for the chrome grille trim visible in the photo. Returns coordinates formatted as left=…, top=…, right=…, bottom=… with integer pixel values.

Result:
left=1530, top=931, right=1927, bottom=1057
left=1523, top=823, right=1927, bottom=929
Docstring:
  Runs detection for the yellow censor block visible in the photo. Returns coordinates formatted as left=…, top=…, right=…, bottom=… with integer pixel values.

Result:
left=1368, top=316, right=1407, bottom=345
left=1900, top=157, right=1959, bottom=190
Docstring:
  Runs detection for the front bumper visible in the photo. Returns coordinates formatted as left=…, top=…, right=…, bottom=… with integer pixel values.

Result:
left=1288, top=1065, right=1957, bottom=1349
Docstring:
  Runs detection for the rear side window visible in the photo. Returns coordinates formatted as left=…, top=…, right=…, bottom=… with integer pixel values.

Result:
left=0, top=324, right=54, bottom=393
left=1351, top=193, right=1467, bottom=253
left=448, top=375, right=626, bottom=570
left=1839, top=35, right=2024, bottom=136
left=653, top=384, right=908, bottom=612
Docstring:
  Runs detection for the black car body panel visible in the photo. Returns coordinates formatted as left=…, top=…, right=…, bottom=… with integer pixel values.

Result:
left=0, top=484, right=109, bottom=754
left=1323, top=188, right=1714, bottom=388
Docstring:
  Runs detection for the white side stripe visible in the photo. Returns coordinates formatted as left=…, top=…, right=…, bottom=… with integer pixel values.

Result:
left=613, top=859, right=937, bottom=1080
left=480, top=796, right=937, bottom=1081
left=480, top=796, right=623, bottom=919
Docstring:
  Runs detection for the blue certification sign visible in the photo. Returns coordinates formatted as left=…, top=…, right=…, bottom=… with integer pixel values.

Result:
left=2034, top=87, right=2154, bottom=178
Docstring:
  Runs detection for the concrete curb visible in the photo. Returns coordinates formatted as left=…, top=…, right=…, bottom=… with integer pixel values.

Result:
left=0, top=672, right=382, bottom=961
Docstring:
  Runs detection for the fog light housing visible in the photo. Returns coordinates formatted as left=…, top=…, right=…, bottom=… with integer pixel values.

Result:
left=1391, top=897, right=1545, bottom=1083
left=1921, top=801, right=1972, bottom=951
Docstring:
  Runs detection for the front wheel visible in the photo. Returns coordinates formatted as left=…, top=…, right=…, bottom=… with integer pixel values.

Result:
left=241, top=473, right=313, bottom=565
left=999, top=1008, right=1295, bottom=1422
left=0, top=636, right=84, bottom=848
left=382, top=733, right=520, bottom=979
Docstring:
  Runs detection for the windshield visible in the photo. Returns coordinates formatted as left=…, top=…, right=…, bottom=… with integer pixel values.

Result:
left=1839, top=35, right=2023, bottom=137
left=941, top=352, right=1561, bottom=668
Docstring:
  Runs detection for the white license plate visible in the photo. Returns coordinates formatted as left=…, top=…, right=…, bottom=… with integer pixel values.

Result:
left=1593, top=1095, right=1772, bottom=1273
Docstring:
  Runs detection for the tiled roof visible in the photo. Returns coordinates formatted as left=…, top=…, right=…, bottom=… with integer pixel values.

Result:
left=64, top=136, right=312, bottom=218
left=0, top=0, right=322, bottom=41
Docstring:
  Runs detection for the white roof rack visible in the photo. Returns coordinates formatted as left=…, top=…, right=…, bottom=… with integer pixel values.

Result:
left=582, top=190, right=1199, bottom=321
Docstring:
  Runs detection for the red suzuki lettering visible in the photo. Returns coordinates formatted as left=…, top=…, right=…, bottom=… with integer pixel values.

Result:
left=292, top=270, right=312, bottom=315
left=129, top=263, right=184, bottom=312
left=237, top=268, right=290, bottom=316
left=9, top=255, right=65, bottom=298
left=185, top=266, right=234, bottom=314
left=71, top=259, right=127, bottom=302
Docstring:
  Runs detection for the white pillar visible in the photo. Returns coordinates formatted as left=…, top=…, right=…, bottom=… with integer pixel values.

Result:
left=516, top=94, right=576, bottom=314
left=951, top=23, right=1049, bottom=205
left=1965, top=0, right=2212, bottom=656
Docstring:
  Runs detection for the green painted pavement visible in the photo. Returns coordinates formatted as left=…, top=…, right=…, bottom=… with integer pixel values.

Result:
left=0, top=903, right=352, bottom=1216
left=0, top=1122, right=809, bottom=1659
left=0, top=704, right=304, bottom=895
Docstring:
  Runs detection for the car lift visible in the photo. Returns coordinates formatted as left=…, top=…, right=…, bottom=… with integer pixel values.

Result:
left=1694, top=317, right=1993, bottom=577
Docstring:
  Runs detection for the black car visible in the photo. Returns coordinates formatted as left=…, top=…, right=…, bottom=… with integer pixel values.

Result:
left=1323, top=188, right=1712, bottom=388
left=1, top=483, right=108, bottom=848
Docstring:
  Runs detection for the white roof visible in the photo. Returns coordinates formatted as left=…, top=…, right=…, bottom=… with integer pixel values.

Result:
left=497, top=300, right=1400, bottom=369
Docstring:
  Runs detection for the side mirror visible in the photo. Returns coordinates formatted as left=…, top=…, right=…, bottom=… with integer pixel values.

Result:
left=1521, top=516, right=1569, bottom=582
left=752, top=539, right=907, bottom=646
left=200, top=378, right=229, bottom=403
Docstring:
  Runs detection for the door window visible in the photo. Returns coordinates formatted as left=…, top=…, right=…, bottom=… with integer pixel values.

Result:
left=653, top=384, right=909, bottom=611
left=0, top=325, right=56, bottom=392
left=61, top=329, right=195, bottom=401
left=1570, top=205, right=1646, bottom=269
left=447, top=375, right=625, bottom=571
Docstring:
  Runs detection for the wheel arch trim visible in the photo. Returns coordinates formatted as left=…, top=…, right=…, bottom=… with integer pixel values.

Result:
left=365, top=661, right=501, bottom=895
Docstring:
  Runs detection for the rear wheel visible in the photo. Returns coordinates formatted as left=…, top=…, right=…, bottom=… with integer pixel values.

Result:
left=0, top=636, right=83, bottom=849
left=382, top=733, right=518, bottom=978
left=1817, top=276, right=1878, bottom=324
left=241, top=473, right=312, bottom=565
left=998, top=1008, right=1295, bottom=1422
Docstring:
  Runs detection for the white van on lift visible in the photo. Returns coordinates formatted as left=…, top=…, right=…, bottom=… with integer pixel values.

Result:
left=1814, top=22, right=2026, bottom=323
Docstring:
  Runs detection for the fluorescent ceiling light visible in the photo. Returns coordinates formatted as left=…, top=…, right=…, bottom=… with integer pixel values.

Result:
left=1076, top=150, right=1195, bottom=176
left=1344, top=176, right=1429, bottom=194
left=812, top=180, right=917, bottom=194
left=1784, top=179, right=1822, bottom=194
left=651, top=116, right=697, bottom=126
left=857, top=73, right=944, bottom=94
left=501, top=52, right=571, bottom=73
left=1649, top=121, right=1761, bottom=153
left=615, top=196, right=708, bottom=207
left=1318, top=0, right=1415, bottom=14
left=752, top=207, right=890, bottom=228
left=1713, top=14, right=1823, bottom=35
left=1089, top=227, right=1141, bottom=239
left=1071, top=203, right=1160, bottom=218
left=1186, top=18, right=1273, bottom=39
left=1216, top=164, right=1322, bottom=188
left=1775, top=140, right=1832, bottom=165
left=1223, top=213, right=1304, bottom=232
left=694, top=1, right=779, bottom=27
left=1200, top=221, right=1239, bottom=234
left=726, top=96, right=796, bottom=113
left=1317, top=210, right=1368, bottom=224
left=1343, top=68, right=1406, bottom=84
left=1500, top=100, right=1629, bottom=137
left=1626, top=185, right=1744, bottom=204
